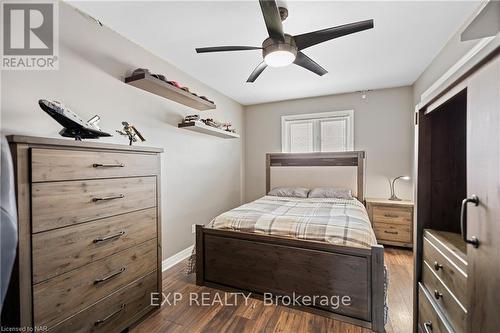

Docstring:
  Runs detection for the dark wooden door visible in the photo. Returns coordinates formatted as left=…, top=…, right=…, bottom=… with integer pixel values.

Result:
left=466, top=55, right=500, bottom=333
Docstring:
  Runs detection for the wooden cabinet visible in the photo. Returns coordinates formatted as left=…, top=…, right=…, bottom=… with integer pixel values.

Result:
left=465, top=52, right=500, bottom=333
left=415, top=53, right=500, bottom=333
left=2, top=136, right=163, bottom=332
left=366, top=198, right=414, bottom=248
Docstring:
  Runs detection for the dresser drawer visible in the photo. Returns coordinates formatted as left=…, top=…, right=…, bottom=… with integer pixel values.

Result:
left=33, top=208, right=157, bottom=283
left=372, top=206, right=412, bottom=225
left=422, top=262, right=466, bottom=333
left=33, top=239, right=157, bottom=327
left=48, top=271, right=158, bottom=333
left=31, top=148, right=158, bottom=182
left=418, top=283, right=453, bottom=333
left=423, top=236, right=467, bottom=306
left=32, top=177, right=156, bottom=233
left=373, top=221, right=411, bottom=243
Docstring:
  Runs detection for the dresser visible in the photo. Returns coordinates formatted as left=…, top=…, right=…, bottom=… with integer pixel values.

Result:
left=418, top=230, right=467, bottom=333
left=3, top=135, right=163, bottom=332
left=366, top=198, right=414, bottom=248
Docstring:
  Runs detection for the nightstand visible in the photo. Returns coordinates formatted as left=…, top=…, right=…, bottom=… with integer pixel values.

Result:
left=366, top=198, right=414, bottom=248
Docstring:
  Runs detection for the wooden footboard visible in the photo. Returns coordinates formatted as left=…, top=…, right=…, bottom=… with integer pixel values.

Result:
left=196, top=225, right=385, bottom=332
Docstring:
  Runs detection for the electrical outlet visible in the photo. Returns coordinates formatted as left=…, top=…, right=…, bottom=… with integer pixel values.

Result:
left=192, top=224, right=196, bottom=234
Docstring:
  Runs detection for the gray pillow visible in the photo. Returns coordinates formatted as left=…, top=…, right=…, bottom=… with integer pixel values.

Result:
left=308, top=187, right=353, bottom=199
left=268, top=187, right=310, bottom=198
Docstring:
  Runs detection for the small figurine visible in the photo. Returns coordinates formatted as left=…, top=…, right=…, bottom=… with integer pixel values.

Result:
left=184, top=114, right=200, bottom=123
left=202, top=118, right=221, bottom=128
left=116, top=121, right=145, bottom=146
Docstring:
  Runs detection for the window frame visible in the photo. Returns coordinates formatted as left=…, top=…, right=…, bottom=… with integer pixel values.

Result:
left=281, top=110, right=354, bottom=153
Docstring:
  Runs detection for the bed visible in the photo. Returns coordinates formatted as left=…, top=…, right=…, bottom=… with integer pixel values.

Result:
left=194, top=152, right=386, bottom=332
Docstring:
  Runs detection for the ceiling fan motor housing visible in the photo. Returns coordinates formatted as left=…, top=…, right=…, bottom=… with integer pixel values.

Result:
left=262, top=34, right=297, bottom=59
left=276, top=0, right=288, bottom=21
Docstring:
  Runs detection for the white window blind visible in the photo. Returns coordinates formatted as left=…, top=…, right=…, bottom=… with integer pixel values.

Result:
left=282, top=110, right=354, bottom=153
left=289, top=121, right=313, bottom=152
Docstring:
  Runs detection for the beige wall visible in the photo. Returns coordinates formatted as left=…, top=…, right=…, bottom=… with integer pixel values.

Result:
left=244, top=86, right=414, bottom=202
left=0, top=3, right=245, bottom=259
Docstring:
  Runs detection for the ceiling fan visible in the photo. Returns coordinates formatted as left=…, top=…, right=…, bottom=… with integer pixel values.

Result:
left=195, top=0, right=374, bottom=83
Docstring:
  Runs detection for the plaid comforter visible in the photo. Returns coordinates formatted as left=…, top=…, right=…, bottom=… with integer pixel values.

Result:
left=206, top=195, right=377, bottom=248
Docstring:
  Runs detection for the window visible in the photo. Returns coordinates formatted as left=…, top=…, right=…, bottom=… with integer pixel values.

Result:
left=281, top=110, right=354, bottom=153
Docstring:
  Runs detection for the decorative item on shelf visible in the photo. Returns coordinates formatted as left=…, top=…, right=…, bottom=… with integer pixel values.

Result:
left=222, top=123, right=236, bottom=133
left=199, top=96, right=215, bottom=104
left=132, top=68, right=150, bottom=76
left=182, top=114, right=200, bottom=123
left=167, top=80, right=181, bottom=88
left=388, top=175, right=410, bottom=201
left=151, top=74, right=167, bottom=82
left=184, top=114, right=200, bottom=123
left=116, top=121, right=145, bottom=146
left=202, top=118, right=222, bottom=129
left=38, top=99, right=111, bottom=141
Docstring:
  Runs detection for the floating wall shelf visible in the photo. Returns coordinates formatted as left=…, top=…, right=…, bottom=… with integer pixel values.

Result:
left=178, top=122, right=239, bottom=139
left=125, top=73, right=216, bottom=111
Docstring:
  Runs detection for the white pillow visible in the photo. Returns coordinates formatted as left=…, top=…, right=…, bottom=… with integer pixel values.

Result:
left=268, top=187, right=310, bottom=198
left=308, top=187, right=353, bottom=199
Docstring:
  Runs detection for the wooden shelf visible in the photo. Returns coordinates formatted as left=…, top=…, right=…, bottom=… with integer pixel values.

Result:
left=125, top=73, right=216, bottom=111
left=178, top=122, right=239, bottom=139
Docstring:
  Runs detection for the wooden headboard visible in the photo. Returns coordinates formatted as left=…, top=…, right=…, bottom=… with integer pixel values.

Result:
left=265, top=151, right=366, bottom=202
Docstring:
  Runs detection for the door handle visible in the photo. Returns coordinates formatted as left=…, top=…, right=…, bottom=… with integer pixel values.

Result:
left=460, top=195, right=480, bottom=248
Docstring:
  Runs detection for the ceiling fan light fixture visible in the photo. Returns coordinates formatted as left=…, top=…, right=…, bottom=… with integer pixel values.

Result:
left=264, top=50, right=295, bottom=67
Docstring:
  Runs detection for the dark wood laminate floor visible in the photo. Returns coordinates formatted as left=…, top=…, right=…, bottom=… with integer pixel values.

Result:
left=132, top=247, right=413, bottom=333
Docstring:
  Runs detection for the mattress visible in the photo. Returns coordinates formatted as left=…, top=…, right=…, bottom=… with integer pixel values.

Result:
left=206, top=195, right=377, bottom=248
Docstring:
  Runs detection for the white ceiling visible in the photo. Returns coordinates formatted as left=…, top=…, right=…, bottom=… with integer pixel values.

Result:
left=71, top=1, right=480, bottom=105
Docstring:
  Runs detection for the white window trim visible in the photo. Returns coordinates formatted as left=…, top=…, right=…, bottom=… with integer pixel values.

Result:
left=281, top=110, right=354, bottom=153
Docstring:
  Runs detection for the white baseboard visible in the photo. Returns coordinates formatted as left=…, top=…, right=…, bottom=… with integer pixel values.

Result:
left=161, top=245, right=194, bottom=272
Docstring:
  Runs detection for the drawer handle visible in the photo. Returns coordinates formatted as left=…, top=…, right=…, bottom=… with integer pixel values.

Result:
left=92, top=163, right=124, bottom=168
left=434, top=290, right=443, bottom=300
left=93, top=231, right=126, bottom=243
left=384, top=213, right=399, bottom=218
left=94, top=267, right=126, bottom=284
left=433, top=261, right=443, bottom=271
left=92, top=194, right=125, bottom=202
left=384, top=230, right=398, bottom=235
left=423, top=321, right=433, bottom=333
left=94, top=304, right=126, bottom=326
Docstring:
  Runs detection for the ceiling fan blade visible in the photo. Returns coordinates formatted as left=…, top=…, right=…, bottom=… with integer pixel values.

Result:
left=247, top=61, right=268, bottom=83
left=294, top=19, right=374, bottom=50
left=196, top=46, right=262, bottom=53
left=294, top=52, right=328, bottom=76
left=259, top=0, right=285, bottom=43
